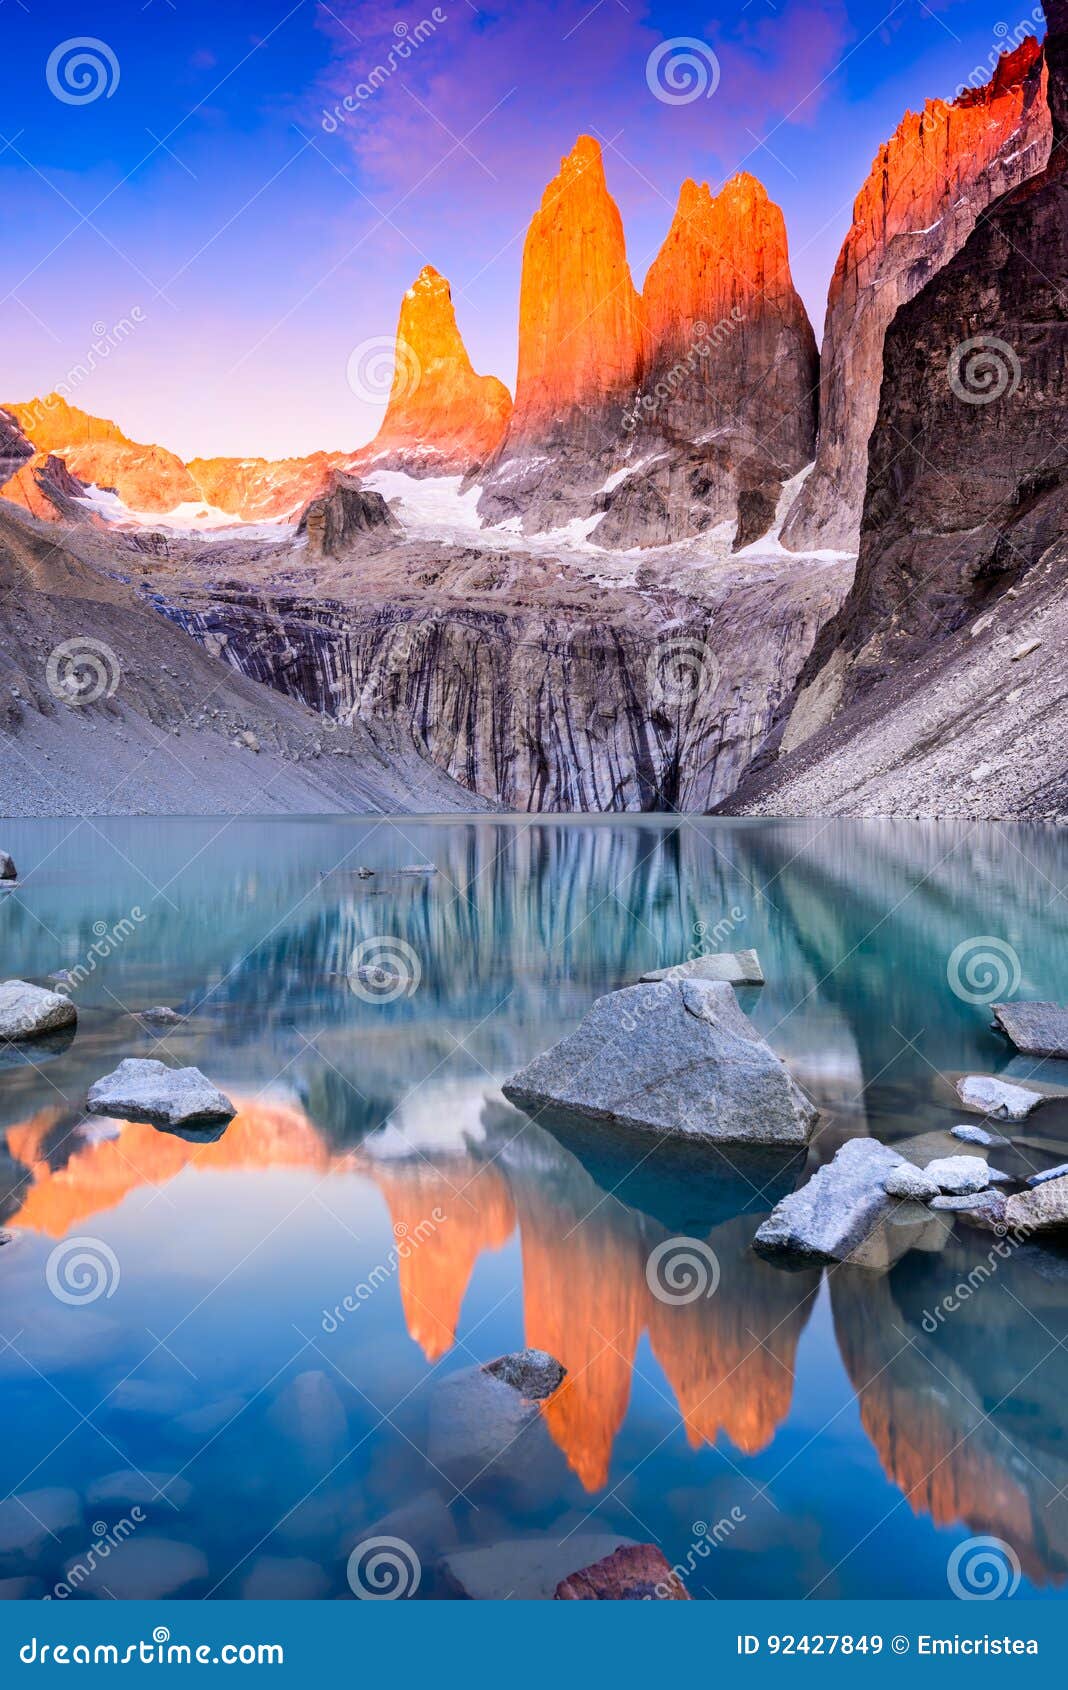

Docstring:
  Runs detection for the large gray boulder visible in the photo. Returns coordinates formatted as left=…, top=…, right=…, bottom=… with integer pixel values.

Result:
left=753, top=1138, right=905, bottom=1262
left=1005, top=1173, right=1068, bottom=1234
left=87, top=1058, right=235, bottom=1129
left=956, top=1074, right=1043, bottom=1120
left=502, top=980, right=817, bottom=1147
left=0, top=980, right=77, bottom=1041
left=639, top=949, right=765, bottom=987
left=993, top=1002, right=1068, bottom=1060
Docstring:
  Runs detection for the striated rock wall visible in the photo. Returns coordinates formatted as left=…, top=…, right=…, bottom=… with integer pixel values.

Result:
left=782, top=35, right=1051, bottom=555
left=155, top=545, right=848, bottom=813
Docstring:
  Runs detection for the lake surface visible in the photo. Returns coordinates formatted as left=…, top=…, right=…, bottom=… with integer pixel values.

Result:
left=1, top=816, right=1068, bottom=1601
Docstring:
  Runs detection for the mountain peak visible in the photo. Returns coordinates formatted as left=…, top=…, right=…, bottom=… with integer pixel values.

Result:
left=364, top=265, right=512, bottom=474
left=505, top=133, right=640, bottom=447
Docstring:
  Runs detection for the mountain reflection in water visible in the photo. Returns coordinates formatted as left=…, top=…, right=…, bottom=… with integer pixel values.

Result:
left=1, top=816, right=1068, bottom=1599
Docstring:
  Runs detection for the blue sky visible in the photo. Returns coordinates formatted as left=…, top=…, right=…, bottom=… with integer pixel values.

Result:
left=0, top=0, right=1046, bottom=458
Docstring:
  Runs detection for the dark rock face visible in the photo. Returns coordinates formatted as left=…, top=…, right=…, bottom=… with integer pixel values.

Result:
left=296, top=473, right=400, bottom=558
left=729, top=2, right=1068, bottom=818
left=782, top=34, right=1050, bottom=555
left=0, top=408, right=33, bottom=486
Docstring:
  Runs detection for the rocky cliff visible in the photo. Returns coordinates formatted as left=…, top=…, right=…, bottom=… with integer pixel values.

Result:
left=4, top=395, right=201, bottom=514
left=781, top=34, right=1051, bottom=555
left=356, top=265, right=512, bottom=476
left=153, top=533, right=848, bottom=813
left=729, top=0, right=1068, bottom=819
left=641, top=173, right=817, bottom=458
left=0, top=502, right=484, bottom=816
left=477, top=140, right=819, bottom=551
left=476, top=135, right=643, bottom=532
left=594, top=173, right=818, bottom=551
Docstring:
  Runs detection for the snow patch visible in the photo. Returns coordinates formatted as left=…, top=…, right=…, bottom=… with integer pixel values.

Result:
left=77, top=483, right=292, bottom=542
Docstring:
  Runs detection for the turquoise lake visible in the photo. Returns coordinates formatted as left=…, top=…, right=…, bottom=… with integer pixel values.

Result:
left=1, top=816, right=1067, bottom=1600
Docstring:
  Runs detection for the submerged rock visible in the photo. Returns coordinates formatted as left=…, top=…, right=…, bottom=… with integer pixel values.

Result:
left=86, top=1470, right=192, bottom=1510
left=1006, top=1173, right=1068, bottom=1234
left=242, top=1556, right=329, bottom=1601
left=883, top=1163, right=941, bottom=1201
left=952, top=1124, right=1011, bottom=1149
left=754, top=1138, right=903, bottom=1263
left=956, top=1074, right=1043, bottom=1120
left=930, top=1190, right=1008, bottom=1230
left=554, top=1542, right=689, bottom=1600
left=639, top=949, right=765, bottom=987
left=483, top=1349, right=565, bottom=1400
left=80, top=1537, right=207, bottom=1599
left=427, top=1366, right=567, bottom=1506
left=0, top=853, right=16, bottom=881
left=503, top=980, right=817, bottom=1147
left=439, top=1534, right=633, bottom=1601
left=268, top=1370, right=348, bottom=1463
left=993, top=1002, right=1068, bottom=1060
left=0, top=1488, right=80, bottom=1561
left=0, top=980, right=77, bottom=1041
left=87, top=1058, right=235, bottom=1129
left=136, top=1006, right=183, bottom=1027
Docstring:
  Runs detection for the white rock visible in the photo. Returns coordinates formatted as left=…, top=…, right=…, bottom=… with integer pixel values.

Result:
left=0, top=980, right=77, bottom=1041
left=640, top=949, right=765, bottom=987
left=884, top=1163, right=941, bottom=1201
left=922, top=1155, right=993, bottom=1195
left=956, top=1074, right=1042, bottom=1121
left=87, top=1058, right=234, bottom=1129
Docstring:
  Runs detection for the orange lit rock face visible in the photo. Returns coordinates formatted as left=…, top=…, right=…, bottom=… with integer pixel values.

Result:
left=357, top=1155, right=516, bottom=1363
left=188, top=453, right=343, bottom=523
left=357, top=266, right=512, bottom=475
left=782, top=36, right=1050, bottom=553
left=641, top=174, right=818, bottom=460
left=5, top=395, right=200, bottom=514
left=5, top=1098, right=332, bottom=1237
left=508, top=135, right=642, bottom=450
